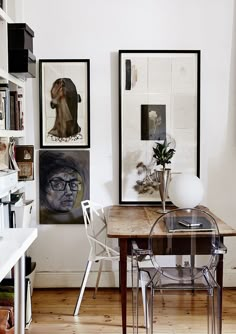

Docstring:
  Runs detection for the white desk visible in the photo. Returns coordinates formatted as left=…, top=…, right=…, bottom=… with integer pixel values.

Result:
left=0, top=228, right=38, bottom=334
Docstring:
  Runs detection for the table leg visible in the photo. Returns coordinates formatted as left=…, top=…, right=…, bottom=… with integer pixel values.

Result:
left=14, top=255, right=25, bottom=334
left=119, top=238, right=128, bottom=334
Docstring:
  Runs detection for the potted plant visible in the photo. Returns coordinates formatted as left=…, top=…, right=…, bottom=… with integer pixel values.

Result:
left=152, top=139, right=176, bottom=213
left=152, top=139, right=176, bottom=171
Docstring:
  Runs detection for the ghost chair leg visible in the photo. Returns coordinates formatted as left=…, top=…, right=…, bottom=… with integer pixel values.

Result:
left=74, top=260, right=92, bottom=316
left=145, top=283, right=153, bottom=334
left=140, top=272, right=149, bottom=329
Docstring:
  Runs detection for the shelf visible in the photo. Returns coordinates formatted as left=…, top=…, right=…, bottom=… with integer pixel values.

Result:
left=0, top=7, right=13, bottom=23
left=0, top=67, right=25, bottom=86
left=0, top=130, right=25, bottom=138
left=0, top=7, right=7, bottom=21
left=11, top=180, right=26, bottom=193
left=0, top=180, right=26, bottom=199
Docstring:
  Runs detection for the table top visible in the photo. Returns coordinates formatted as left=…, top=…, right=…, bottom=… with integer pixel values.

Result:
left=106, top=205, right=236, bottom=238
left=0, top=228, right=38, bottom=281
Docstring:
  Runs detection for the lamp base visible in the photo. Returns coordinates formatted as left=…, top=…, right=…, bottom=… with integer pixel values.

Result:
left=157, top=208, right=170, bottom=214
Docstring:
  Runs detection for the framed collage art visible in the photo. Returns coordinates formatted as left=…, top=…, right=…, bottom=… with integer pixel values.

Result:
left=119, top=50, right=200, bottom=204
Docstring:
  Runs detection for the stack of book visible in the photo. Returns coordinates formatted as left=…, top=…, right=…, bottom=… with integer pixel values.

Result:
left=0, top=84, right=24, bottom=131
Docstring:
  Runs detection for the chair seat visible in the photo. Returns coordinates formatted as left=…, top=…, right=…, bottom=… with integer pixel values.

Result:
left=138, top=265, right=217, bottom=287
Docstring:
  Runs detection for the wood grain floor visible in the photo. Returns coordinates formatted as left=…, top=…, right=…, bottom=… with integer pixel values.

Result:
left=27, top=288, right=236, bottom=334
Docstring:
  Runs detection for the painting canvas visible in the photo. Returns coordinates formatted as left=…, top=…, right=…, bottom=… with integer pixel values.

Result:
left=119, top=50, right=200, bottom=204
left=39, top=150, right=89, bottom=224
left=39, top=59, right=90, bottom=148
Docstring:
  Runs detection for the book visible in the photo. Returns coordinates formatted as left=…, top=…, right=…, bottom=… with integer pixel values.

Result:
left=0, top=138, right=9, bottom=169
left=0, top=91, right=6, bottom=130
left=17, top=88, right=24, bottom=130
left=0, top=84, right=10, bottom=130
left=165, top=216, right=215, bottom=233
left=10, top=91, right=18, bottom=130
left=0, top=278, right=32, bottom=328
left=8, top=139, right=20, bottom=171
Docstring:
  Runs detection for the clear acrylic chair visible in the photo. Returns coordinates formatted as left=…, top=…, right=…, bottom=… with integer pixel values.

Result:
left=73, top=200, right=120, bottom=316
left=132, top=208, right=227, bottom=334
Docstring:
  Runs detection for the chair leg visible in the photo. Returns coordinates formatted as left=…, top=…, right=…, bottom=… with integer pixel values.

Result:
left=146, top=284, right=153, bottom=334
left=216, top=286, right=221, bottom=334
left=132, top=269, right=139, bottom=334
left=140, top=272, right=149, bottom=329
left=207, top=288, right=216, bottom=334
left=73, top=260, right=92, bottom=316
left=93, top=260, right=103, bottom=299
left=210, top=285, right=221, bottom=334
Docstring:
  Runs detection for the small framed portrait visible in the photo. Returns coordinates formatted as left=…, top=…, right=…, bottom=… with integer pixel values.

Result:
left=15, top=145, right=34, bottom=181
left=119, top=50, right=200, bottom=204
left=39, top=150, right=90, bottom=224
left=39, top=59, right=90, bottom=148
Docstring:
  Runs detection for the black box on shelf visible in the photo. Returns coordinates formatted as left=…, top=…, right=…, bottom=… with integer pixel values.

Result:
left=8, top=23, right=34, bottom=52
left=8, top=49, right=36, bottom=79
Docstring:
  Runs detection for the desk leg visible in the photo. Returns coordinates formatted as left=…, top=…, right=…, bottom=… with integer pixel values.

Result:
left=120, top=238, right=127, bottom=334
left=216, top=252, right=224, bottom=334
left=14, top=255, right=25, bottom=334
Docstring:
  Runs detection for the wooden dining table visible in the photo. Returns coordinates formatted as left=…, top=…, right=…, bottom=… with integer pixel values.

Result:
left=106, top=205, right=236, bottom=334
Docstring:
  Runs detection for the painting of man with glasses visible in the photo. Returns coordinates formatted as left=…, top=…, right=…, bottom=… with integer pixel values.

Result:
left=39, top=150, right=89, bottom=224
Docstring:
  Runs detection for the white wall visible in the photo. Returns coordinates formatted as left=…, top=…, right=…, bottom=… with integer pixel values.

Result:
left=23, top=0, right=236, bottom=287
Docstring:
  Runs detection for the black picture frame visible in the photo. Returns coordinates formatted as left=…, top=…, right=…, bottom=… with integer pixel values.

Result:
left=39, top=59, right=90, bottom=148
left=119, top=50, right=200, bottom=205
left=39, top=150, right=90, bottom=224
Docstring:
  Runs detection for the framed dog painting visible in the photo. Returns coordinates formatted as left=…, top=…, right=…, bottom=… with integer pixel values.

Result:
left=39, top=59, right=90, bottom=148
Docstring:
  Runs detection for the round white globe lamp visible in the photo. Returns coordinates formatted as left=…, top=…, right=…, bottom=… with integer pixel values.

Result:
left=168, top=174, right=204, bottom=208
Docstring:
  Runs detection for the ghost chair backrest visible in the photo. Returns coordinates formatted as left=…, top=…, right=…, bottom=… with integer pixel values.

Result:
left=148, top=208, right=221, bottom=283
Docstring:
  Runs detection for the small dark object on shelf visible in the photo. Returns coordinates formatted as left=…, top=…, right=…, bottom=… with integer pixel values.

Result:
left=8, top=23, right=34, bottom=52
left=8, top=23, right=36, bottom=79
left=8, top=49, right=36, bottom=79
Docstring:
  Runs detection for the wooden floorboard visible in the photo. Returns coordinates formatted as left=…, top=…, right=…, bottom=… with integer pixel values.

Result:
left=27, top=288, right=236, bottom=334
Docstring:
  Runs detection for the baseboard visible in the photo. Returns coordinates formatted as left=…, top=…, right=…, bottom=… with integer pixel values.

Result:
left=223, top=269, right=236, bottom=287
left=34, top=271, right=132, bottom=288
left=34, top=269, right=236, bottom=288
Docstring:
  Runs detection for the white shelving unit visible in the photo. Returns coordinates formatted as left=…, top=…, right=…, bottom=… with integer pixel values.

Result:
left=0, top=0, right=25, bottom=140
left=0, top=0, right=26, bottom=198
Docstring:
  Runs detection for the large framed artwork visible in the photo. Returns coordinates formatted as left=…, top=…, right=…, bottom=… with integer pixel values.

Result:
left=39, top=150, right=90, bottom=224
left=39, top=59, right=90, bottom=148
left=119, top=50, right=200, bottom=205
